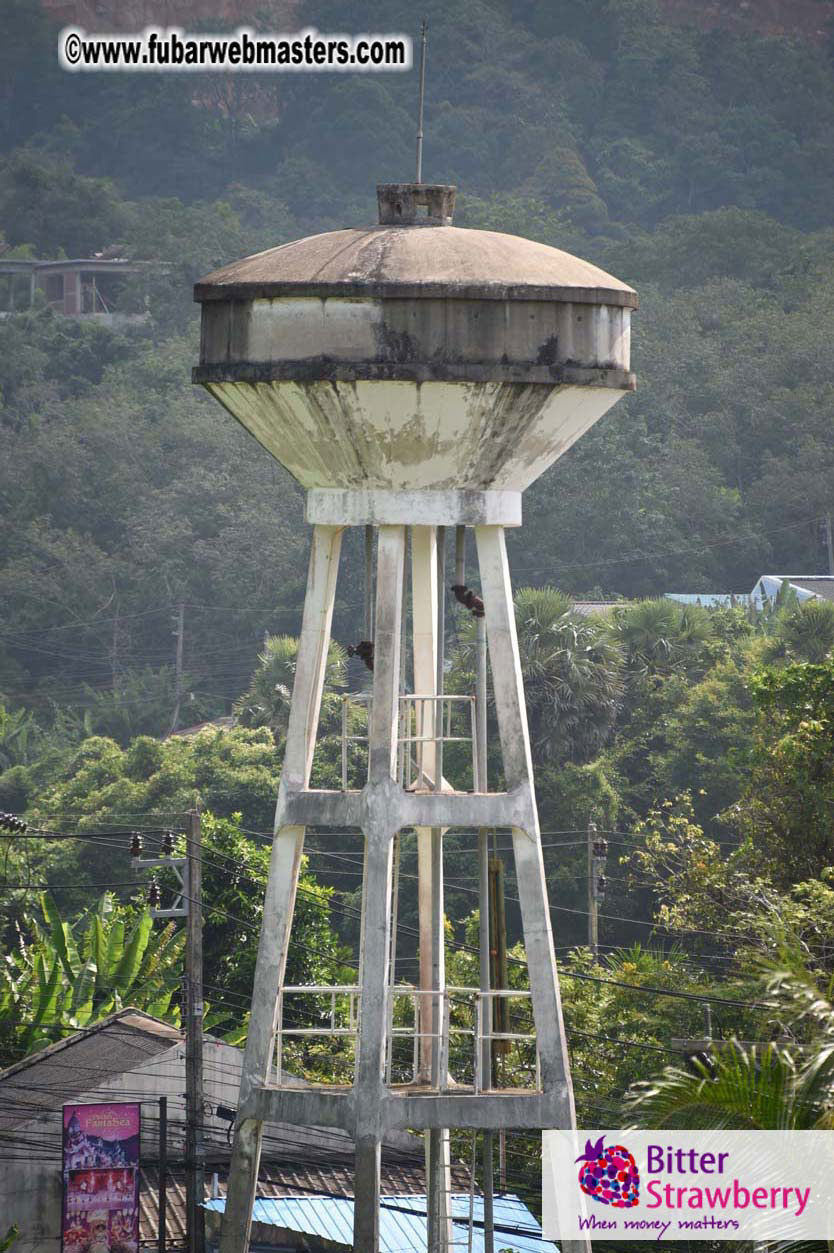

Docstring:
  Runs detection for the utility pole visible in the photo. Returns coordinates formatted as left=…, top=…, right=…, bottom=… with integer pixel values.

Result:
left=587, top=819, right=598, bottom=955
left=131, top=832, right=191, bottom=1249
left=488, top=850, right=509, bottom=1207
left=170, top=601, right=185, bottom=735
left=488, top=856, right=509, bottom=1079
left=826, top=514, right=834, bottom=577
left=158, top=1096, right=167, bottom=1253
left=111, top=596, right=120, bottom=691
left=185, top=805, right=205, bottom=1253
left=587, top=820, right=608, bottom=957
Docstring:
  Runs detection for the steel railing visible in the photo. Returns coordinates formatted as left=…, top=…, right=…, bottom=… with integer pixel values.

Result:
left=340, top=692, right=479, bottom=791
left=273, top=984, right=539, bottom=1092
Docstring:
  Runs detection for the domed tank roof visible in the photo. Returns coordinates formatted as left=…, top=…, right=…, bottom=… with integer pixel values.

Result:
left=195, top=223, right=636, bottom=307
left=193, top=183, right=637, bottom=496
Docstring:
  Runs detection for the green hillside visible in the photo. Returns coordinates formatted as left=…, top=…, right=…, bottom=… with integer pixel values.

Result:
left=3, top=0, right=834, bottom=712
left=3, top=1, right=834, bottom=1187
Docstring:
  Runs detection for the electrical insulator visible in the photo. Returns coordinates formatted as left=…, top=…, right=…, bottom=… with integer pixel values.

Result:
left=596, top=874, right=607, bottom=900
left=161, top=830, right=175, bottom=856
left=592, top=837, right=608, bottom=858
left=130, top=831, right=143, bottom=858
left=147, top=879, right=161, bottom=909
left=685, top=1049, right=716, bottom=1080
left=0, top=812, right=28, bottom=834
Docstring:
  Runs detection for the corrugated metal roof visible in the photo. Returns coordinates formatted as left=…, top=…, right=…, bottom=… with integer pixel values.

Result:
left=783, top=576, right=834, bottom=601
left=572, top=601, right=621, bottom=617
left=751, top=574, right=834, bottom=607
left=664, top=593, right=746, bottom=607
left=0, top=1009, right=182, bottom=1130
left=204, top=1193, right=558, bottom=1253
left=140, top=1159, right=472, bottom=1247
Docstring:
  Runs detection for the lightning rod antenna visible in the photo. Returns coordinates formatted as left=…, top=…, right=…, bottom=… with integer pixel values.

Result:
left=415, top=19, right=427, bottom=183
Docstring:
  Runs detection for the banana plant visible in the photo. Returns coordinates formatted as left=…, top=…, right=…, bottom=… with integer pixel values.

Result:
left=0, top=892, right=188, bottom=1062
left=0, top=703, right=38, bottom=770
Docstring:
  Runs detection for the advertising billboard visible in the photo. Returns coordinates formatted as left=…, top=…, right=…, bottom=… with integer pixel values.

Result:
left=62, top=1103, right=140, bottom=1253
left=543, top=1129, right=834, bottom=1242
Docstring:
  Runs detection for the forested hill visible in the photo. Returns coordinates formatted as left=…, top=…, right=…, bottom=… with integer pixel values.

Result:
left=3, top=0, right=834, bottom=725
left=36, top=0, right=834, bottom=42
left=6, top=2, right=834, bottom=1168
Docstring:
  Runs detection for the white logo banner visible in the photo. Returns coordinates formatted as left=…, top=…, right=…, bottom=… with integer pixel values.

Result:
left=543, top=1129, right=834, bottom=1241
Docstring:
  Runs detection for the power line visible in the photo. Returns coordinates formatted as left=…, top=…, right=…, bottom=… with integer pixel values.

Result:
left=3, top=825, right=776, bottom=1009
left=508, top=512, right=827, bottom=578
left=3, top=880, right=767, bottom=1011
left=185, top=839, right=774, bottom=1009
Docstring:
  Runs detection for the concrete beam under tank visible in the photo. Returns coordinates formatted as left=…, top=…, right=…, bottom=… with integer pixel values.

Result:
left=306, top=488, right=522, bottom=527
left=247, top=1085, right=568, bottom=1134
left=274, top=780, right=536, bottom=834
left=384, top=1091, right=568, bottom=1131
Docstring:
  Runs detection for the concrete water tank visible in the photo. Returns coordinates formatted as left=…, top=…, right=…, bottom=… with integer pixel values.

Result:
left=194, top=183, right=638, bottom=1253
left=193, top=183, right=636, bottom=497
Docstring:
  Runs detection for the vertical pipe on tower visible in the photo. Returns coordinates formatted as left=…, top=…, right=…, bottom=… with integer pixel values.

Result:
left=354, top=525, right=405, bottom=1252
left=454, top=525, right=465, bottom=586
left=435, top=525, right=446, bottom=790
left=476, top=586, right=494, bottom=1252
left=430, top=524, right=452, bottom=1252
left=364, top=524, right=374, bottom=641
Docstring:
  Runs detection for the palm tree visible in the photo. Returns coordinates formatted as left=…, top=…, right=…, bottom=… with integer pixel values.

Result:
left=624, top=961, right=834, bottom=1251
left=450, top=586, right=624, bottom=763
left=775, top=599, right=834, bottom=665
left=625, top=961, right=834, bottom=1133
left=234, top=634, right=347, bottom=738
left=511, top=586, right=625, bottom=763
left=611, top=598, right=714, bottom=679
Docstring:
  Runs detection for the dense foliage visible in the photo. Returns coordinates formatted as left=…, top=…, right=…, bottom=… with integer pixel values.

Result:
left=0, top=891, right=184, bottom=1064
left=3, top=0, right=834, bottom=1222
left=3, top=0, right=834, bottom=719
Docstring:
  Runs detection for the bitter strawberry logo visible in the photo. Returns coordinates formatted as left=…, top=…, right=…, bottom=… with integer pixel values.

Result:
left=576, top=1135, right=640, bottom=1208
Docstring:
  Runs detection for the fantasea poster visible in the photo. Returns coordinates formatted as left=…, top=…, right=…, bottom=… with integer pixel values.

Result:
left=62, top=1103, right=140, bottom=1253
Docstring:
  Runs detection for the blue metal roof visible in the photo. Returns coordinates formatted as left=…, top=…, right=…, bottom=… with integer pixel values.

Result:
left=751, top=575, right=830, bottom=609
left=664, top=593, right=747, bottom=607
left=204, top=1192, right=558, bottom=1253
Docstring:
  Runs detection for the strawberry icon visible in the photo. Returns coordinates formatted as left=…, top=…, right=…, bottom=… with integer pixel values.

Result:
left=576, top=1135, right=640, bottom=1208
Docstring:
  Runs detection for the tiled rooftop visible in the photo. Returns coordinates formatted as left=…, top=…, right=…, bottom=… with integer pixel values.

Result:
left=139, top=1159, right=473, bottom=1247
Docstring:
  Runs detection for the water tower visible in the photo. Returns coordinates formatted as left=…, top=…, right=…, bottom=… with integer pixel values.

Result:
left=194, top=180, right=636, bottom=1252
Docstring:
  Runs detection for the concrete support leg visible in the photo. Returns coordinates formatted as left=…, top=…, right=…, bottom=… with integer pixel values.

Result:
left=426, top=819, right=452, bottom=1253
left=427, top=1125, right=453, bottom=1253
left=354, top=821, right=395, bottom=1252
left=354, top=1136, right=382, bottom=1252
left=411, top=526, right=453, bottom=1253
left=474, top=526, right=589, bottom=1253
left=220, top=525, right=343, bottom=1253
left=353, top=526, right=405, bottom=1252
left=410, top=526, right=438, bottom=1082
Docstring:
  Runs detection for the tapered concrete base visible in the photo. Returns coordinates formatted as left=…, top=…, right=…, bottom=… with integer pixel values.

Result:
left=219, top=521, right=587, bottom=1253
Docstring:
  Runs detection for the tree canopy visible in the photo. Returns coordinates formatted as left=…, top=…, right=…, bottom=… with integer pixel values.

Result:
left=3, top=0, right=834, bottom=1208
